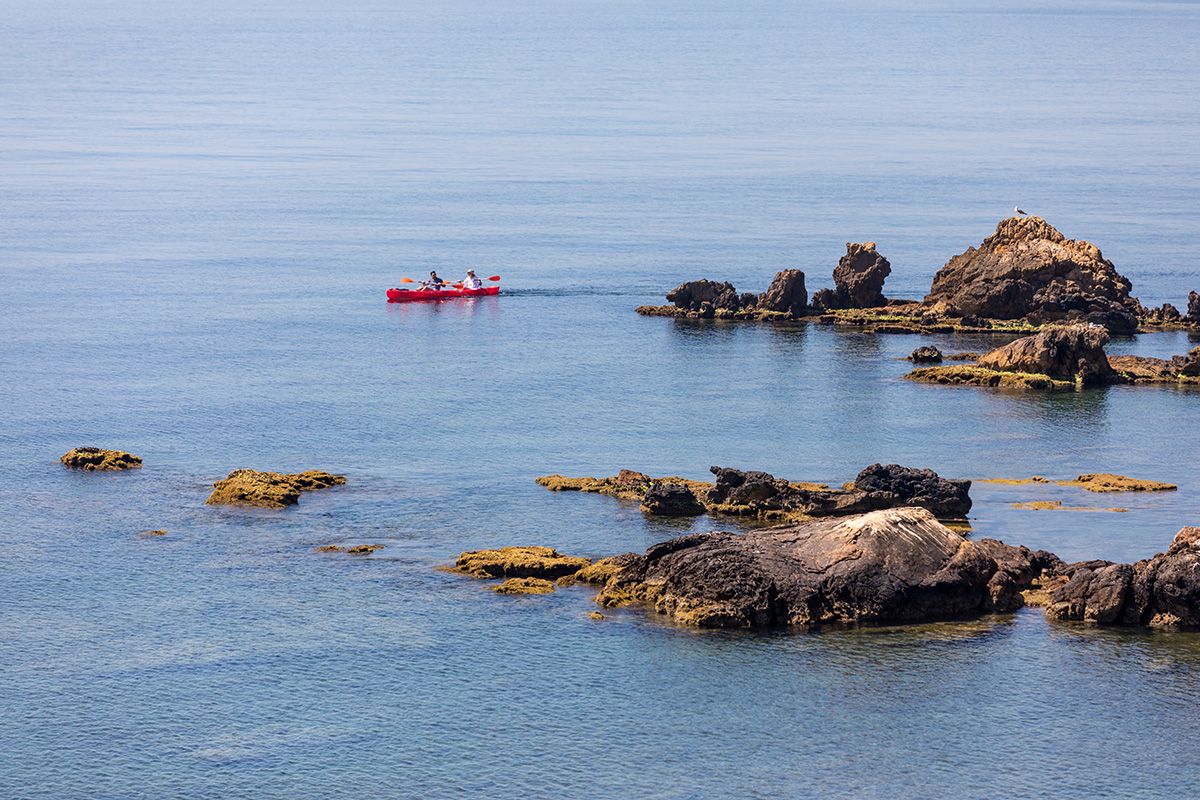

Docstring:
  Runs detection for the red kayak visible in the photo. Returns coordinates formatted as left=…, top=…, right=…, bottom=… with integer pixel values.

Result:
left=386, top=286, right=499, bottom=302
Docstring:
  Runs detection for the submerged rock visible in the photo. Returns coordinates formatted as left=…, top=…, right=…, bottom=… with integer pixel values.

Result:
left=493, top=577, right=556, bottom=595
left=1046, top=527, right=1200, bottom=627
left=976, top=324, right=1116, bottom=385
left=757, top=269, right=808, bottom=316
left=592, top=507, right=1029, bottom=627
left=924, top=217, right=1140, bottom=333
left=907, top=365, right=1078, bottom=392
left=205, top=469, right=346, bottom=508
left=61, top=447, right=142, bottom=471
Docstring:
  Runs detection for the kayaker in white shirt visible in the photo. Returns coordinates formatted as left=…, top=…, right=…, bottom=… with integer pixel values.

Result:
left=461, top=270, right=483, bottom=290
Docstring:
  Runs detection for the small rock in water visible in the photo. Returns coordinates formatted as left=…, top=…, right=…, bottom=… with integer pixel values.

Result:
left=205, top=469, right=346, bottom=508
left=909, top=346, right=943, bottom=364
left=61, top=447, right=143, bottom=471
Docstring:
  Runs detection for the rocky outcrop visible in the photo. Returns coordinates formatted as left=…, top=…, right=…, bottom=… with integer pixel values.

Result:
left=924, top=217, right=1140, bottom=333
left=757, top=269, right=808, bottom=315
left=909, top=346, right=943, bottom=364
left=315, top=544, right=385, bottom=554
left=813, top=242, right=890, bottom=309
left=1046, top=527, right=1200, bottom=627
left=1189, top=291, right=1200, bottom=322
left=448, top=546, right=591, bottom=580
left=705, top=464, right=971, bottom=520
left=640, top=482, right=706, bottom=516
left=666, top=280, right=740, bottom=312
left=205, top=469, right=346, bottom=508
left=590, top=508, right=1028, bottom=627
left=976, top=324, right=1116, bottom=385
left=536, top=471, right=711, bottom=504
left=61, top=447, right=142, bottom=471
left=1110, top=347, right=1200, bottom=384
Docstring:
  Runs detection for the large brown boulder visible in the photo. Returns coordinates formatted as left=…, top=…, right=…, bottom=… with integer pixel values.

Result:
left=593, top=507, right=1026, bottom=627
left=1046, top=527, right=1200, bottom=627
left=976, top=324, right=1116, bottom=384
left=205, top=469, right=346, bottom=508
left=824, top=241, right=890, bottom=308
left=924, top=217, right=1139, bottom=333
left=757, top=269, right=807, bottom=315
left=61, top=447, right=142, bottom=471
left=666, top=280, right=740, bottom=312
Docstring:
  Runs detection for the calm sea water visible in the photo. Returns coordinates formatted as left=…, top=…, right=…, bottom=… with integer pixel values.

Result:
left=3, top=0, right=1200, bottom=797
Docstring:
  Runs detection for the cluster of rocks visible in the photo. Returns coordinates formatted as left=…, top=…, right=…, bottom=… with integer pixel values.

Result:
left=1044, top=527, right=1200, bottom=626
left=704, top=463, right=971, bottom=519
left=453, top=507, right=1200, bottom=632
left=1141, top=291, right=1200, bottom=327
left=641, top=216, right=1199, bottom=335
left=538, top=463, right=972, bottom=520
left=909, top=324, right=1200, bottom=390
left=655, top=269, right=810, bottom=320
left=61, top=447, right=142, bottom=471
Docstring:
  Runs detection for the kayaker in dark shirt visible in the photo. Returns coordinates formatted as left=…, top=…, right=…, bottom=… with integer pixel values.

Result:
left=422, top=271, right=445, bottom=290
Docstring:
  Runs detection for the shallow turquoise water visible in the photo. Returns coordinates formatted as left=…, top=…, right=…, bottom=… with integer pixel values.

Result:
left=3, top=1, right=1200, bottom=797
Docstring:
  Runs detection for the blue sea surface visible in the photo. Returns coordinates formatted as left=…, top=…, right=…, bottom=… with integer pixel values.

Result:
left=3, top=0, right=1200, bottom=797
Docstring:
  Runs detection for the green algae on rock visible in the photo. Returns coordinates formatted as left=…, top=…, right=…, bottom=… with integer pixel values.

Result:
left=907, top=365, right=1077, bottom=391
left=977, top=474, right=1176, bottom=492
left=61, top=447, right=143, bottom=471
left=205, top=469, right=346, bottom=508
left=447, top=546, right=591, bottom=580
left=493, top=577, right=556, bottom=595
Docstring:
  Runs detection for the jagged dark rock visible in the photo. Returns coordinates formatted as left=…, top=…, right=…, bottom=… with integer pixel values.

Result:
left=706, top=464, right=971, bottom=520
left=976, top=324, right=1116, bottom=385
left=909, top=346, right=943, bottom=364
left=831, top=241, right=890, bottom=308
left=591, top=507, right=1028, bottom=627
left=852, top=463, right=972, bottom=518
left=757, top=269, right=807, bottom=316
left=1188, top=290, right=1200, bottom=322
left=1046, top=527, right=1200, bottom=627
left=924, top=217, right=1140, bottom=333
left=640, top=482, right=706, bottom=517
left=666, top=280, right=740, bottom=312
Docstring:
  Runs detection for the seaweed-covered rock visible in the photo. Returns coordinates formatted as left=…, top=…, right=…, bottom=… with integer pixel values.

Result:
left=205, top=469, right=346, bottom=508
left=852, top=463, right=972, bottom=518
left=829, top=242, right=891, bottom=308
left=757, top=269, right=808, bottom=316
left=593, top=507, right=1025, bottom=627
left=909, top=346, right=943, bottom=364
left=666, top=280, right=740, bottom=312
left=449, top=546, right=591, bottom=580
left=640, top=482, right=705, bottom=516
left=61, top=447, right=142, bottom=471
left=976, top=324, right=1115, bottom=384
left=924, top=217, right=1139, bottom=332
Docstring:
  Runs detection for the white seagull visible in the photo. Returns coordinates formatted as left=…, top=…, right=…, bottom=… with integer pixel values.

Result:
left=1014, top=206, right=1028, bottom=217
